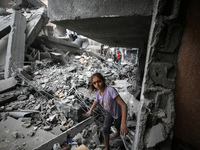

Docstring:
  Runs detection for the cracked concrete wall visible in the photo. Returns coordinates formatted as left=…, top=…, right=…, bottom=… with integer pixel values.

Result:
left=134, top=0, right=188, bottom=149
left=174, top=0, right=200, bottom=149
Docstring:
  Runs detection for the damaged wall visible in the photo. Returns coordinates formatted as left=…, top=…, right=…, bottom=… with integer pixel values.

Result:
left=134, top=0, right=188, bottom=149
left=174, top=0, right=200, bottom=149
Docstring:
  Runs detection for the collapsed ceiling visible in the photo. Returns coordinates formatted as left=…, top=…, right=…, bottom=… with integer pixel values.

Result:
left=48, top=0, right=153, bottom=48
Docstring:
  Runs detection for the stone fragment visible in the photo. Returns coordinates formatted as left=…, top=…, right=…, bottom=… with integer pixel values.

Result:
left=60, top=125, right=67, bottom=132
left=92, top=124, right=98, bottom=134
left=110, top=138, right=123, bottom=147
left=72, top=133, right=83, bottom=143
left=93, top=132, right=100, bottom=145
left=0, top=77, right=17, bottom=93
left=53, top=143, right=62, bottom=150
left=9, top=145, right=22, bottom=150
left=17, top=95, right=28, bottom=101
left=34, top=104, right=41, bottom=110
left=12, top=132, right=18, bottom=138
left=82, top=129, right=88, bottom=138
left=34, top=127, right=38, bottom=131
left=146, top=123, right=166, bottom=148
left=20, top=117, right=32, bottom=123
left=23, top=65, right=33, bottom=74
left=27, top=130, right=35, bottom=137
left=47, top=115, right=57, bottom=123
left=43, top=126, right=52, bottom=131
left=22, top=123, right=31, bottom=128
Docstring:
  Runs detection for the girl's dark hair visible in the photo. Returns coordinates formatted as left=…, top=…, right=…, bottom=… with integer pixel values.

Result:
left=89, top=72, right=105, bottom=93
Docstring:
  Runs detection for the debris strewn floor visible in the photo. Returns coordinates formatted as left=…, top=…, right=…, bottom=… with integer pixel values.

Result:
left=0, top=1, right=140, bottom=149
left=0, top=52, right=139, bottom=150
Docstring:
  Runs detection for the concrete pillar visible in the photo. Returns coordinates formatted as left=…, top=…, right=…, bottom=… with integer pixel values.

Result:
left=134, top=0, right=188, bottom=149
left=4, top=10, right=26, bottom=79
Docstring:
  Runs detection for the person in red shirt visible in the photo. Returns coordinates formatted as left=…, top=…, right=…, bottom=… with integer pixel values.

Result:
left=117, top=51, right=122, bottom=65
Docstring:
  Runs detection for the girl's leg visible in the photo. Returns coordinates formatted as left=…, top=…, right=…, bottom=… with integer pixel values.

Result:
left=114, top=116, right=122, bottom=136
left=102, top=113, right=113, bottom=150
left=103, top=134, right=110, bottom=150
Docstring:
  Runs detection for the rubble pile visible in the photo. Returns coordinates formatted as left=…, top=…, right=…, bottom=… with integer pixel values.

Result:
left=0, top=1, right=140, bottom=149
left=0, top=51, right=139, bottom=149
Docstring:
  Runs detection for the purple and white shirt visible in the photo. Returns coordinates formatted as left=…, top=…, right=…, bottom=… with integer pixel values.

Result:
left=96, top=85, right=122, bottom=119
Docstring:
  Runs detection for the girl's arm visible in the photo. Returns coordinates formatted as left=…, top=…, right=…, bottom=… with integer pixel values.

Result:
left=115, top=95, right=129, bottom=135
left=89, top=100, right=98, bottom=116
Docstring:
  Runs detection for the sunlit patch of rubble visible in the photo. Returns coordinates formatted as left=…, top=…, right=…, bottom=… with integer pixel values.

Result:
left=0, top=52, right=139, bottom=149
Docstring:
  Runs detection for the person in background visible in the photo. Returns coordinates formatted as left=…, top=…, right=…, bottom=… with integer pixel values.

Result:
left=117, top=51, right=122, bottom=65
left=89, top=73, right=128, bottom=150
left=100, top=45, right=106, bottom=58
left=113, top=50, right=117, bottom=63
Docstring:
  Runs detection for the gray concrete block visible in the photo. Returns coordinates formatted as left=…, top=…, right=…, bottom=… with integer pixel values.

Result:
left=25, top=7, right=48, bottom=49
left=0, top=77, right=17, bottom=93
left=4, top=10, right=26, bottom=79
left=146, top=123, right=166, bottom=148
left=0, top=116, right=56, bottom=149
left=0, top=15, right=11, bottom=39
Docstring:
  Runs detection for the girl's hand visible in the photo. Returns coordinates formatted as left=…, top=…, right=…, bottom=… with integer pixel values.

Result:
left=88, top=110, right=92, bottom=116
left=120, top=123, right=129, bottom=135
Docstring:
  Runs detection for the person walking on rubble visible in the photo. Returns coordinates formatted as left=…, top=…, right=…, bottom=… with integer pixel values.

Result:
left=88, top=73, right=128, bottom=150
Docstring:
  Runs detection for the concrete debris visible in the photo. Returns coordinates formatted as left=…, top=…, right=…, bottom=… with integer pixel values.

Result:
left=0, top=116, right=56, bottom=149
left=53, top=143, right=62, bottom=150
left=146, top=123, right=166, bottom=148
left=0, top=5, right=48, bottom=79
left=9, top=0, right=46, bottom=10
left=0, top=3, right=141, bottom=150
left=8, top=110, right=38, bottom=119
left=0, top=77, right=17, bottom=93
left=0, top=15, right=11, bottom=39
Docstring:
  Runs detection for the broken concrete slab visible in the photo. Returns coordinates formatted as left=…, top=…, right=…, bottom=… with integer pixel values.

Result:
left=113, top=79, right=140, bottom=118
left=25, top=7, right=49, bottom=50
left=8, top=110, right=39, bottom=119
left=0, top=49, right=138, bottom=149
left=10, top=0, right=46, bottom=9
left=34, top=117, right=94, bottom=150
left=39, top=36, right=81, bottom=54
left=0, top=116, right=56, bottom=150
left=0, top=77, right=17, bottom=93
left=146, top=123, right=166, bottom=148
left=4, top=10, right=26, bottom=79
left=0, top=87, right=29, bottom=106
left=24, top=0, right=47, bottom=8
left=0, top=94, right=15, bottom=107
left=0, top=15, right=11, bottom=39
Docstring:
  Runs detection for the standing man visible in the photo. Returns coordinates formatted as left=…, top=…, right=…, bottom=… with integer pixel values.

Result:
left=113, top=50, right=117, bottom=63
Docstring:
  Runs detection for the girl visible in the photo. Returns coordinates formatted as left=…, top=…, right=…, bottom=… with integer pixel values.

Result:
left=89, top=73, right=128, bottom=150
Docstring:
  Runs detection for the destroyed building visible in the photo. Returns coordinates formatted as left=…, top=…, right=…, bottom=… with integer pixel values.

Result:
left=0, top=0, right=200, bottom=150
